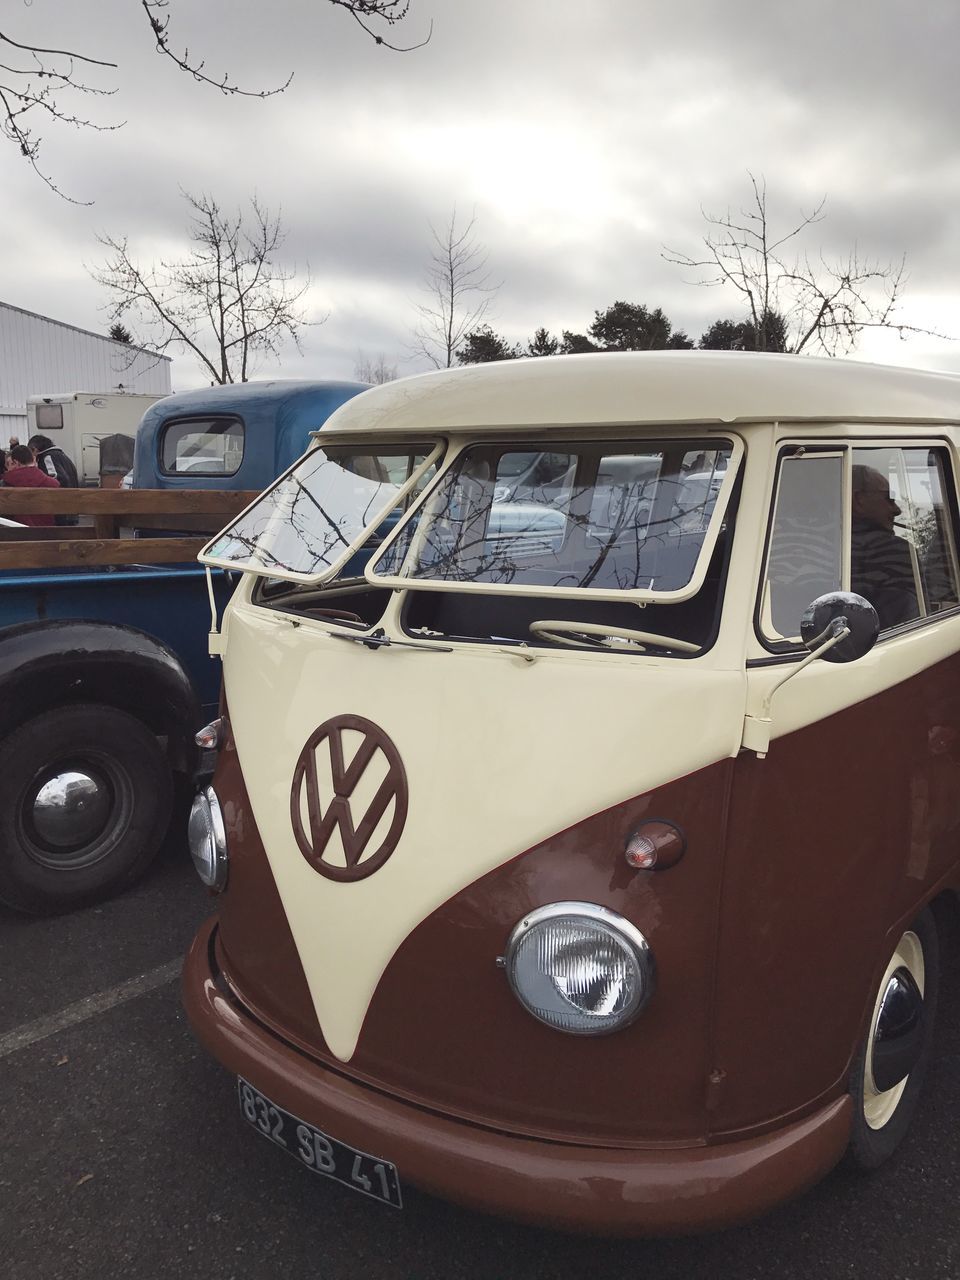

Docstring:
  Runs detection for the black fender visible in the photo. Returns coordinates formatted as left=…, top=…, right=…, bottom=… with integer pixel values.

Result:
left=0, top=619, right=201, bottom=774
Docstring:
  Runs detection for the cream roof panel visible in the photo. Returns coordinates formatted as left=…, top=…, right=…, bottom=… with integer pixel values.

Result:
left=320, top=351, right=960, bottom=436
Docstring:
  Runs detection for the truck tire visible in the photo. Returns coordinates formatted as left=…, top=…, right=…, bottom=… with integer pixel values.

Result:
left=0, top=703, right=173, bottom=915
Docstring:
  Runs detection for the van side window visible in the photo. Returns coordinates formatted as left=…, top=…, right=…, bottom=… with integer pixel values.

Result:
left=160, top=416, right=244, bottom=476
left=761, top=444, right=960, bottom=647
left=852, top=447, right=960, bottom=626
left=761, top=452, right=843, bottom=642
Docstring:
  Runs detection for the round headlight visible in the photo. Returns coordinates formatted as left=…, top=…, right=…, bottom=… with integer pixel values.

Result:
left=188, top=787, right=228, bottom=891
left=503, top=902, right=655, bottom=1035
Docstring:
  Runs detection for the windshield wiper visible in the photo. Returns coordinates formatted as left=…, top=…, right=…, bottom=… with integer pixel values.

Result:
left=325, top=627, right=452, bottom=653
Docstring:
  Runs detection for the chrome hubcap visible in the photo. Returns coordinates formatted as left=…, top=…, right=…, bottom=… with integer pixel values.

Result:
left=864, top=931, right=925, bottom=1130
left=872, top=967, right=924, bottom=1094
left=31, top=768, right=112, bottom=851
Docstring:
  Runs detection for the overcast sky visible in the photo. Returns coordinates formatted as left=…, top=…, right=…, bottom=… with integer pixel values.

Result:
left=4, top=0, right=960, bottom=390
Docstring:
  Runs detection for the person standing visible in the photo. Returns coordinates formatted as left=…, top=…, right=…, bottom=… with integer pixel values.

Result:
left=28, top=434, right=79, bottom=489
left=28, top=434, right=79, bottom=526
left=3, top=444, right=60, bottom=527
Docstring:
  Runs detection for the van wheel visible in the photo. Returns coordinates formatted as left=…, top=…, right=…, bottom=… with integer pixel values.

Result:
left=0, top=704, right=172, bottom=915
left=846, top=908, right=939, bottom=1170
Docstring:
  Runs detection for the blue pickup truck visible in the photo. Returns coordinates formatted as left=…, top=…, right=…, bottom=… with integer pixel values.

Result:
left=0, top=379, right=368, bottom=916
left=131, top=379, right=368, bottom=492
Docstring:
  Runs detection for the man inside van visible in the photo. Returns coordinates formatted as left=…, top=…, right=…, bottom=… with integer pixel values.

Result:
left=850, top=464, right=920, bottom=629
left=2, top=444, right=60, bottom=527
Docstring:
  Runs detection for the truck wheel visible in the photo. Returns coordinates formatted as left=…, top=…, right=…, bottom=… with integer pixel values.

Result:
left=846, top=908, right=939, bottom=1170
left=0, top=704, right=172, bottom=915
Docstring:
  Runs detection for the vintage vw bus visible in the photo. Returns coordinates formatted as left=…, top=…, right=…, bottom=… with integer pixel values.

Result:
left=182, top=352, right=960, bottom=1234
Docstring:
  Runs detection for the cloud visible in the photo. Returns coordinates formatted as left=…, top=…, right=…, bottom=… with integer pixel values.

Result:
left=3, top=0, right=959, bottom=389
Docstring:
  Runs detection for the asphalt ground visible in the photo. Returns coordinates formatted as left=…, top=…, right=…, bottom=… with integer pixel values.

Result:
left=3, top=844, right=960, bottom=1280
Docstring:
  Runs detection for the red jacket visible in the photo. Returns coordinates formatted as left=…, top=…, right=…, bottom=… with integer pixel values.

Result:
left=2, top=465, right=60, bottom=526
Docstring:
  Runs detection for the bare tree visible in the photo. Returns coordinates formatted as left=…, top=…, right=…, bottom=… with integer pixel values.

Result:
left=1, top=2, right=430, bottom=199
left=355, top=351, right=399, bottom=384
left=663, top=174, right=942, bottom=356
left=91, top=190, right=316, bottom=384
left=413, top=209, right=499, bottom=368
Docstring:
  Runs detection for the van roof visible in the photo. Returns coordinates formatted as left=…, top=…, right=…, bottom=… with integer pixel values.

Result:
left=323, top=351, right=960, bottom=436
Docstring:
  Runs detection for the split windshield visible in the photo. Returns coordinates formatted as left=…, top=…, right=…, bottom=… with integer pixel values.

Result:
left=371, top=440, right=733, bottom=595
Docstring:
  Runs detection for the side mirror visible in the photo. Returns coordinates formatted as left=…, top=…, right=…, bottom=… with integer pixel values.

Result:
left=800, top=592, right=880, bottom=664
left=743, top=591, right=880, bottom=758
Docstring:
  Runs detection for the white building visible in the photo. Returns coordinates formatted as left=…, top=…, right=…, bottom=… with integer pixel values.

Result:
left=0, top=301, right=172, bottom=441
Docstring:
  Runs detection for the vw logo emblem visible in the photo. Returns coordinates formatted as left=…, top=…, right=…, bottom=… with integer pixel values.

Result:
left=290, top=714, right=408, bottom=881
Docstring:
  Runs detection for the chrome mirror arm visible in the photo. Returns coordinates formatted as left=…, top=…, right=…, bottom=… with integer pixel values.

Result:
left=742, top=617, right=852, bottom=759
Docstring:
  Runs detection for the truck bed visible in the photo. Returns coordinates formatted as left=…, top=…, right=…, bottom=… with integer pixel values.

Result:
left=0, top=489, right=256, bottom=716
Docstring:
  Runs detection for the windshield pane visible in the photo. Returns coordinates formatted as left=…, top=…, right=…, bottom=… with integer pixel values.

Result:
left=373, top=440, right=732, bottom=593
left=201, top=444, right=438, bottom=580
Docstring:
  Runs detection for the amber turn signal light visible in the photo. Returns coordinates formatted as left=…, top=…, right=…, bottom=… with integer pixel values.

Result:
left=624, top=820, right=686, bottom=870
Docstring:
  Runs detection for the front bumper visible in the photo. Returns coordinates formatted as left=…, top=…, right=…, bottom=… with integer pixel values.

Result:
left=183, top=917, right=852, bottom=1236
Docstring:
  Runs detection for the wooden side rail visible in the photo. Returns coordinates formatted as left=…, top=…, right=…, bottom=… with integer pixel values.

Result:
left=0, top=489, right=259, bottom=570
left=0, top=490, right=259, bottom=515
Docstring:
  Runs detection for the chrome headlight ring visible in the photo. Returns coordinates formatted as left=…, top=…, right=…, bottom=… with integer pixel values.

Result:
left=503, top=901, right=656, bottom=1036
left=188, top=785, right=229, bottom=892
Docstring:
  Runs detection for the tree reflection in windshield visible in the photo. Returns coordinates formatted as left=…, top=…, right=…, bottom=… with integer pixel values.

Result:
left=376, top=442, right=731, bottom=594
left=202, top=445, right=435, bottom=579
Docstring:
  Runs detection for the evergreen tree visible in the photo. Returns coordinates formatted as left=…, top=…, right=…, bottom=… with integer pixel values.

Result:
left=588, top=300, right=693, bottom=351
left=560, top=330, right=599, bottom=354
left=456, top=325, right=521, bottom=364
left=698, top=309, right=788, bottom=352
left=526, top=327, right=559, bottom=357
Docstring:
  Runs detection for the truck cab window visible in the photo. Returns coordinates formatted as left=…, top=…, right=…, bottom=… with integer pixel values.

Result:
left=160, top=417, right=244, bottom=476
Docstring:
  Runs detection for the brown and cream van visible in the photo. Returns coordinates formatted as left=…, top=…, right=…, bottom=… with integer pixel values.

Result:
left=182, top=351, right=960, bottom=1235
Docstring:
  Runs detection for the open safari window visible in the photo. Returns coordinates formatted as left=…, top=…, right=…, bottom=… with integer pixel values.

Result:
left=199, top=441, right=442, bottom=584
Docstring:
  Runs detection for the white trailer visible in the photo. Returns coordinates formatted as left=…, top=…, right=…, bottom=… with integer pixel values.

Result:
left=24, top=391, right=167, bottom=484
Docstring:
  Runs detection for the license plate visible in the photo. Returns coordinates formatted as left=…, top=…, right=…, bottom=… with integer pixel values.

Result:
left=237, top=1078, right=402, bottom=1208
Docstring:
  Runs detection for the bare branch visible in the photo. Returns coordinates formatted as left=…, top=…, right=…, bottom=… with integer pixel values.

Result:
left=664, top=174, right=950, bottom=355
left=413, top=208, right=500, bottom=368
left=90, top=190, right=320, bottom=384
left=328, top=0, right=433, bottom=51
left=355, top=351, right=398, bottom=383
left=0, top=29, right=123, bottom=201
left=3, top=2, right=429, bottom=198
left=0, top=32, right=115, bottom=68
left=138, top=1, right=292, bottom=97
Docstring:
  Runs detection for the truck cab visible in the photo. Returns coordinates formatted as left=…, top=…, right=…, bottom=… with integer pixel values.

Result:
left=131, top=380, right=369, bottom=493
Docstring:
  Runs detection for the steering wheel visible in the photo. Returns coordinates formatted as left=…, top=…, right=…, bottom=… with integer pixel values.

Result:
left=528, top=619, right=700, bottom=654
